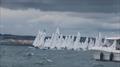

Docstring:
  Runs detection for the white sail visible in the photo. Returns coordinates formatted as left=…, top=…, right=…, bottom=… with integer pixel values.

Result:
left=33, top=31, right=42, bottom=47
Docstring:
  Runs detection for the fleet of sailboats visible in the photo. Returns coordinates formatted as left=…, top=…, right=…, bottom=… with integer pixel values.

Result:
left=33, top=28, right=100, bottom=51
left=33, top=28, right=120, bottom=52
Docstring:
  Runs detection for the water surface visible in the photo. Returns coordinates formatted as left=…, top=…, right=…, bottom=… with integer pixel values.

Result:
left=0, top=45, right=120, bottom=67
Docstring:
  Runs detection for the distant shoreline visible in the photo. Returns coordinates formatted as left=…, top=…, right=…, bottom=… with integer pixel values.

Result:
left=0, top=33, right=96, bottom=46
left=0, top=33, right=35, bottom=46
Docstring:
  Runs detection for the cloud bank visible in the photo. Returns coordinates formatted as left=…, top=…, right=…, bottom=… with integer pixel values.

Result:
left=1, top=0, right=120, bottom=13
left=0, top=8, right=120, bottom=36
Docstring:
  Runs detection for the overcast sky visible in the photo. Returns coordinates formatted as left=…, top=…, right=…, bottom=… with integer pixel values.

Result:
left=0, top=0, right=120, bottom=36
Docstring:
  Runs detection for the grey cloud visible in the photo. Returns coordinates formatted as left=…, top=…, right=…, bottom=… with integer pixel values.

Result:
left=1, top=8, right=120, bottom=35
left=1, top=0, right=120, bottom=13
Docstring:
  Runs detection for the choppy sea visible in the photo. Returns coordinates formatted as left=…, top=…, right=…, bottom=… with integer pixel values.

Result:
left=0, top=45, right=120, bottom=67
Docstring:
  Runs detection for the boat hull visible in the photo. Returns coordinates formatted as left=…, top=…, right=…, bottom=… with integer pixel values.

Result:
left=93, top=50, right=120, bottom=62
